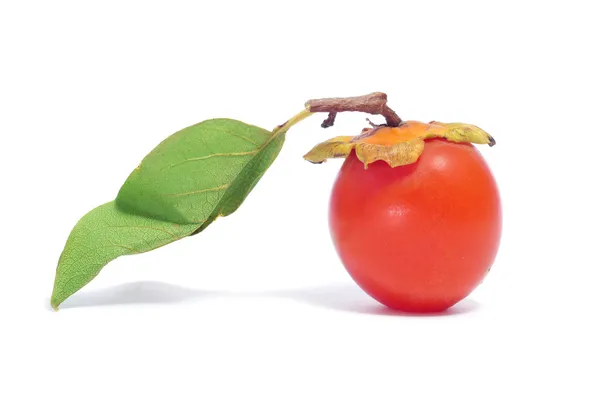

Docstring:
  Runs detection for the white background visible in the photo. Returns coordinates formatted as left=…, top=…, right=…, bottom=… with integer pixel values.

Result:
left=1, top=1, right=599, bottom=397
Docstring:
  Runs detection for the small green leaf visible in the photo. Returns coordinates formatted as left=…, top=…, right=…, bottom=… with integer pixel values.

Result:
left=51, top=202, right=200, bottom=309
left=116, top=118, right=285, bottom=225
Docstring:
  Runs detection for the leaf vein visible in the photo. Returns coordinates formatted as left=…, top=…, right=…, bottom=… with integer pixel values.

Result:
left=163, top=184, right=231, bottom=197
left=164, top=150, right=259, bottom=170
left=220, top=129, right=261, bottom=145
left=107, top=225, right=178, bottom=238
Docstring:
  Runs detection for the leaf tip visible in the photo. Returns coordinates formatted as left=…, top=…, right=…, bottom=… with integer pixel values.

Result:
left=50, top=296, right=61, bottom=311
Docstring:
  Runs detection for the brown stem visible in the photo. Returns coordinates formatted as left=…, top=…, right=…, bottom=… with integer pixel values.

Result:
left=305, top=92, right=402, bottom=128
left=321, top=112, right=337, bottom=128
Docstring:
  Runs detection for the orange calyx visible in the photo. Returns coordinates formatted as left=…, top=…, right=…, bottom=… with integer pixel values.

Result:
left=303, top=120, right=495, bottom=169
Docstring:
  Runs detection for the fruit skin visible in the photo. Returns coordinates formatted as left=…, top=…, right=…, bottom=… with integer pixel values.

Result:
left=329, top=138, right=502, bottom=312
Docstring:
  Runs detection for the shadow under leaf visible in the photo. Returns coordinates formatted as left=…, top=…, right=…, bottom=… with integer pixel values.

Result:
left=56, top=281, right=214, bottom=309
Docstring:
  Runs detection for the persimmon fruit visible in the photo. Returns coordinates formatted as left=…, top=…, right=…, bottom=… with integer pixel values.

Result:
left=328, top=136, right=501, bottom=312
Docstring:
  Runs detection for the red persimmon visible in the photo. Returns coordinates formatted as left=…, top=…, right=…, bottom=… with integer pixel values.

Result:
left=328, top=137, right=502, bottom=312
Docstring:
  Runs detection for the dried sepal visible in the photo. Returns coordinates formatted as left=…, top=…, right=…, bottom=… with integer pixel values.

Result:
left=303, top=121, right=495, bottom=169
left=355, top=139, right=425, bottom=168
left=303, top=136, right=355, bottom=164
left=427, top=122, right=496, bottom=146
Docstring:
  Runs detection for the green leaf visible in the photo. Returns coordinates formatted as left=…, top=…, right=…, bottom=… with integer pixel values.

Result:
left=116, top=118, right=285, bottom=225
left=52, top=118, right=289, bottom=308
left=50, top=201, right=200, bottom=309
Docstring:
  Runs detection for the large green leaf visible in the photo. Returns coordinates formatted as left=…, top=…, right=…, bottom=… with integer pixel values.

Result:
left=51, top=201, right=200, bottom=309
left=116, top=118, right=285, bottom=225
left=52, top=118, right=288, bottom=308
